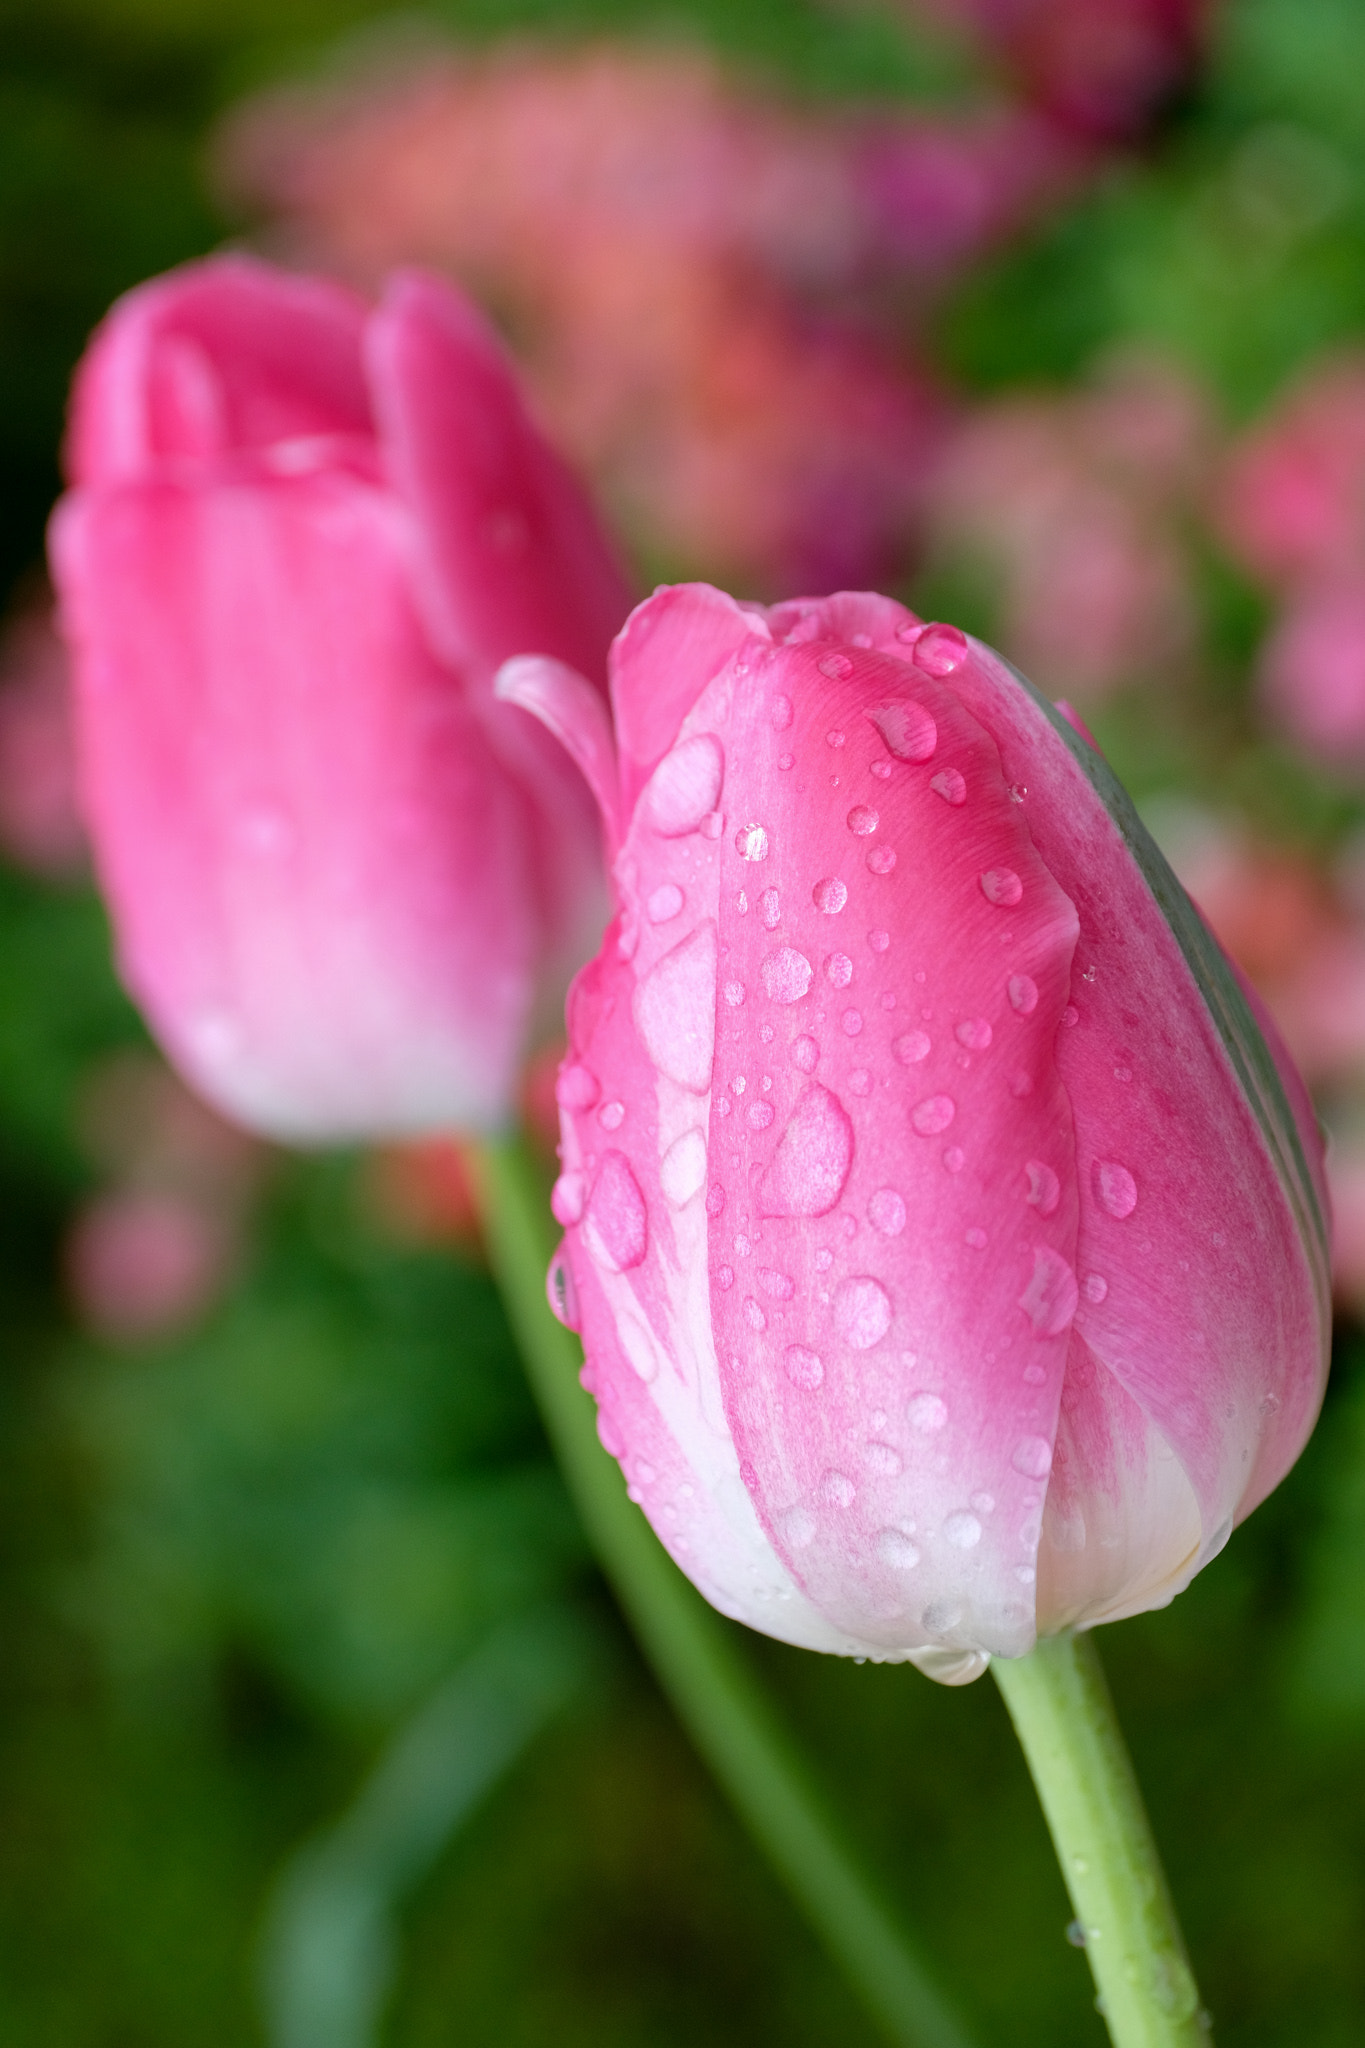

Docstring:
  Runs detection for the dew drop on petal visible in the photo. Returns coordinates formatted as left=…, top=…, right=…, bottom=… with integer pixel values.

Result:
left=877, top=1528, right=920, bottom=1568
left=771, top=694, right=793, bottom=730
left=785, top=1344, right=824, bottom=1389
left=943, top=1509, right=982, bottom=1549
left=930, top=768, right=966, bottom=805
left=911, top=1094, right=955, bottom=1136
left=908, top=1392, right=948, bottom=1432
left=833, top=1275, right=892, bottom=1349
left=582, top=1152, right=649, bottom=1273
left=633, top=923, right=717, bottom=1092
left=792, top=1035, right=819, bottom=1073
left=782, top=1506, right=817, bottom=1549
left=758, top=1267, right=795, bottom=1301
left=759, top=1086, right=855, bottom=1217
left=556, top=1064, right=599, bottom=1110
left=965, top=1227, right=987, bottom=1249
left=868, top=929, right=890, bottom=954
left=842, top=1008, right=863, bottom=1037
left=865, top=1443, right=903, bottom=1477
left=895, top=1030, right=931, bottom=1065
left=813, top=876, right=848, bottom=914
left=847, top=805, right=879, bottom=836
left=598, top=1100, right=625, bottom=1130
left=661, top=1128, right=708, bottom=1208
left=760, top=887, right=781, bottom=929
left=956, top=1017, right=992, bottom=1051
left=762, top=946, right=814, bottom=1004
left=736, top=822, right=770, bottom=861
left=546, top=1248, right=580, bottom=1330
left=1012, top=1435, right=1053, bottom=1480
left=943, top=1146, right=965, bottom=1172
left=820, top=1470, right=856, bottom=1507
left=1008, top=974, right=1039, bottom=1015
left=866, top=846, right=897, bottom=875
left=869, top=1188, right=907, bottom=1236
left=1024, top=1161, right=1061, bottom=1216
left=912, top=623, right=968, bottom=676
left=867, top=700, right=937, bottom=763
left=825, top=952, right=853, bottom=988
left=981, top=868, right=1023, bottom=906
left=724, top=980, right=745, bottom=1007
left=1084, top=1273, right=1108, bottom=1303
left=747, top=1100, right=775, bottom=1131
left=647, top=882, right=684, bottom=924
left=744, top=1296, right=767, bottom=1331
left=1019, top=1247, right=1079, bottom=1336
left=706, top=1183, right=726, bottom=1218
left=848, top=1068, right=871, bottom=1096
left=716, top=1263, right=735, bottom=1290
left=1094, top=1160, right=1138, bottom=1218
left=642, top=733, right=725, bottom=837
left=551, top=1171, right=587, bottom=1225
left=818, top=651, right=853, bottom=679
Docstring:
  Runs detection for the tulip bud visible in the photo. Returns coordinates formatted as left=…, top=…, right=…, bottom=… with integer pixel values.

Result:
left=500, top=584, right=1331, bottom=1683
left=50, top=256, right=631, bottom=1141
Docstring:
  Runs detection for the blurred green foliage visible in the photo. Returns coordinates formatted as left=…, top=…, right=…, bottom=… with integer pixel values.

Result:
left=7, top=0, right=1365, bottom=2043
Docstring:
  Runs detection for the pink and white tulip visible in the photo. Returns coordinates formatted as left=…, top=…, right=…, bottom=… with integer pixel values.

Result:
left=50, top=255, right=631, bottom=1141
left=501, top=584, right=1331, bottom=1683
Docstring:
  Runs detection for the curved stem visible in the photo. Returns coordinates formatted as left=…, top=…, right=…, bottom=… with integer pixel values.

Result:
left=469, top=1131, right=975, bottom=2048
left=991, top=1631, right=1208, bottom=2047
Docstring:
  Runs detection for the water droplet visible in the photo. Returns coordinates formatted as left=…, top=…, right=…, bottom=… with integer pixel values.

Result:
left=867, top=846, right=897, bottom=875
left=735, top=822, right=770, bottom=861
left=833, top=1275, right=892, bottom=1349
left=547, top=1248, right=580, bottom=1329
left=598, top=1100, right=625, bottom=1130
left=1066, top=1920, right=1088, bottom=1949
left=760, top=1024, right=775, bottom=1044
left=759, top=1086, right=854, bottom=1217
left=642, top=733, right=725, bottom=837
left=1094, top=1160, right=1138, bottom=1219
left=596, top=1409, right=624, bottom=1458
left=877, top=1528, right=920, bottom=1568
left=869, top=1188, right=907, bottom=1236
left=633, top=923, right=717, bottom=1092
left=1016, top=1564, right=1036, bottom=1585
left=779, top=753, right=795, bottom=770
left=943, top=1146, right=965, bottom=1172
left=730, top=1074, right=747, bottom=1096
left=661, top=1128, right=708, bottom=1208
left=791, top=1035, right=819, bottom=1073
left=921, top=1599, right=962, bottom=1633
left=1022, top=1363, right=1046, bottom=1385
left=1010, top=1071, right=1033, bottom=1098
left=744, top=1296, right=767, bottom=1331
left=971, top=1492, right=995, bottom=1515
left=825, top=952, right=853, bottom=988
left=813, top=877, right=848, bottom=914
left=912, top=623, right=967, bottom=676
left=868, top=929, right=890, bottom=954
left=782, top=1506, right=817, bottom=1549
left=1019, top=1247, right=1078, bottom=1336
left=965, top=1227, right=987, bottom=1248
left=716, top=1263, right=735, bottom=1290
left=760, top=887, right=781, bottom=929
left=943, top=1509, right=982, bottom=1549
left=647, top=882, right=684, bottom=924
left=747, top=1100, right=775, bottom=1131
left=896, top=622, right=924, bottom=644
left=930, top=768, right=966, bottom=805
left=907, top=1393, right=948, bottom=1434
left=956, top=1017, right=992, bottom=1051
left=870, top=759, right=893, bottom=781
left=842, top=1008, right=863, bottom=1037
left=706, top=1183, right=726, bottom=1217
left=1008, top=974, right=1038, bottom=1014
left=771, top=694, right=793, bottom=730
left=583, top=1153, right=649, bottom=1272
left=826, top=729, right=846, bottom=750
left=848, top=1068, right=872, bottom=1096
left=556, top=1064, right=599, bottom=1110
left=1013, top=1435, right=1053, bottom=1480
left=980, top=868, right=1023, bottom=906
left=847, top=804, right=879, bottom=836
left=762, top=946, right=814, bottom=1004
left=551, top=1171, right=587, bottom=1224
left=911, top=1094, right=955, bottom=1136
left=780, top=1344, right=823, bottom=1395
left=820, top=1470, right=856, bottom=1508
left=1062, top=1004, right=1079, bottom=1027
left=1083, top=1272, right=1108, bottom=1303
left=868, top=700, right=937, bottom=763
left=818, top=652, right=853, bottom=679
left=1024, top=1161, right=1061, bottom=1216
left=865, top=1443, right=903, bottom=1477
left=736, top=891, right=749, bottom=915
left=894, top=1030, right=931, bottom=1065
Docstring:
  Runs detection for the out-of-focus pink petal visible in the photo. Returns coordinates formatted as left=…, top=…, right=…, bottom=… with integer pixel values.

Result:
left=495, top=654, right=620, bottom=847
left=1258, top=579, right=1365, bottom=762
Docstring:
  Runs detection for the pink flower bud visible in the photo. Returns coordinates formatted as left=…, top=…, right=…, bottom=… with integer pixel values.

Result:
left=504, top=584, right=1330, bottom=1683
left=49, top=256, right=631, bottom=1140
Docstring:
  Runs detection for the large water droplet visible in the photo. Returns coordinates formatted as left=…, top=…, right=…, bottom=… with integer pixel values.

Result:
left=820, top=1470, right=856, bottom=1507
left=833, top=1275, right=892, bottom=1349
left=930, top=768, right=966, bottom=805
left=869, top=1188, right=907, bottom=1236
left=759, top=1086, right=854, bottom=1217
left=759, top=948, right=814, bottom=1009
left=556, top=1064, right=599, bottom=1110
left=943, top=1509, right=982, bottom=1549
left=956, top=1018, right=993, bottom=1050
left=876, top=1528, right=920, bottom=1569
left=818, top=651, right=853, bottom=679
left=661, top=1127, right=708, bottom=1207
left=1012, top=1435, right=1053, bottom=1479
left=642, top=733, right=725, bottom=837
left=894, top=1030, right=931, bottom=1065
left=1019, top=1247, right=1078, bottom=1336
left=911, top=1094, right=956, bottom=1136
left=546, top=1247, right=580, bottom=1329
left=813, top=876, right=848, bottom=914
left=735, top=823, right=770, bottom=861
left=647, top=882, right=684, bottom=924
left=847, top=804, right=879, bottom=836
left=758, top=1267, right=795, bottom=1300
left=824, top=952, right=853, bottom=988
left=785, top=1344, right=824, bottom=1390
left=980, top=868, right=1023, bottom=906
left=551, top=1171, right=587, bottom=1224
left=908, top=1392, right=948, bottom=1432
left=912, top=623, right=967, bottom=676
left=868, top=700, right=937, bottom=762
left=1008, top=974, right=1039, bottom=1015
left=633, top=923, right=717, bottom=1092
left=1024, top=1161, right=1061, bottom=1216
left=582, top=1152, right=649, bottom=1273
left=1094, top=1160, right=1138, bottom=1218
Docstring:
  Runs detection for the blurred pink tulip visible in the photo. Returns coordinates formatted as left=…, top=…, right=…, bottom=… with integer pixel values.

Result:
left=49, top=255, right=631, bottom=1141
left=0, top=599, right=86, bottom=877
left=1258, top=579, right=1365, bottom=764
left=1220, top=354, right=1365, bottom=590
left=500, top=584, right=1330, bottom=1682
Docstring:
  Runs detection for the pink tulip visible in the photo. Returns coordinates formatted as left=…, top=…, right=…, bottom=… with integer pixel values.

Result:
left=49, top=255, right=631, bottom=1140
left=500, top=584, right=1330, bottom=1683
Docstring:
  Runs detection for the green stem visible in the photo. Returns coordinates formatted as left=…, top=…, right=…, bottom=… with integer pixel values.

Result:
left=991, top=1631, right=1207, bottom=2047
left=469, top=1131, right=975, bottom=2048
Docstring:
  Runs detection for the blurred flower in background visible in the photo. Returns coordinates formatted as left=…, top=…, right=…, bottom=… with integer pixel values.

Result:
left=0, top=594, right=85, bottom=878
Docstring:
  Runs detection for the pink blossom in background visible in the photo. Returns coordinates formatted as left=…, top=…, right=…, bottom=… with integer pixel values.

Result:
left=928, top=356, right=1208, bottom=699
left=0, top=598, right=85, bottom=877
left=1257, top=579, right=1365, bottom=764
left=50, top=256, right=631, bottom=1142
left=501, top=583, right=1329, bottom=1681
left=67, top=1194, right=235, bottom=1343
left=1220, top=354, right=1365, bottom=589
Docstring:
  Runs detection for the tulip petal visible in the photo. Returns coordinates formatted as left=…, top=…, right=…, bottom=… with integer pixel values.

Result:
left=495, top=654, right=621, bottom=846
left=609, top=583, right=765, bottom=814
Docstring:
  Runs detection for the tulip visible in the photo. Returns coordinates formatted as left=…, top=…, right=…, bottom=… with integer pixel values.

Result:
left=500, top=582, right=1331, bottom=1684
left=49, top=254, right=631, bottom=1141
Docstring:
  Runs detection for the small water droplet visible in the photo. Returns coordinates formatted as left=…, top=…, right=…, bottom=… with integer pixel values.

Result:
left=965, top=1227, right=987, bottom=1248
left=943, top=1509, right=982, bottom=1549
left=551, top=1171, right=587, bottom=1224
left=911, top=1094, right=955, bottom=1135
left=907, top=1391, right=948, bottom=1432
left=876, top=1528, right=920, bottom=1568
left=1024, top=1161, right=1061, bottom=1216
left=847, top=804, right=879, bottom=836
left=1062, top=1004, right=1079, bottom=1027
left=848, top=1068, right=872, bottom=1095
left=736, top=891, right=749, bottom=915
left=716, top=1263, right=735, bottom=1289
left=760, top=887, right=781, bottom=929
left=1012, top=1435, right=1053, bottom=1479
left=833, top=1275, right=892, bottom=1349
left=930, top=768, right=967, bottom=805
left=791, top=1036, right=820, bottom=1074
left=980, top=868, right=1023, bottom=906
left=771, top=694, right=793, bottom=730
left=1008, top=974, right=1039, bottom=1014
left=583, top=1153, right=649, bottom=1273
left=547, top=1248, right=580, bottom=1329
left=1083, top=1272, right=1108, bottom=1303
left=598, top=1100, right=626, bottom=1131
left=826, top=729, right=847, bottom=750
left=894, top=1030, right=932, bottom=1065
left=556, top=1064, right=599, bottom=1110
left=813, top=876, right=848, bottom=914
left=825, top=952, right=853, bottom=988
left=760, top=1024, right=775, bottom=1044
left=1066, top=1920, right=1087, bottom=1949
left=1094, top=1160, right=1138, bottom=1218
left=1019, top=1247, right=1079, bottom=1336
left=724, top=980, right=746, bottom=1007
left=866, top=846, right=897, bottom=875
left=820, top=1470, right=856, bottom=1507
left=943, top=1146, right=965, bottom=1172
left=868, top=700, right=937, bottom=762
left=841, top=1008, right=863, bottom=1037
left=747, top=1100, right=775, bottom=1131
left=647, top=882, right=684, bottom=924
left=1023, top=1363, right=1046, bottom=1385
left=1016, top=1563, right=1036, bottom=1585
left=818, top=652, right=853, bottom=679
left=870, top=759, right=893, bottom=780
left=956, top=1017, right=992, bottom=1051
left=735, top=823, right=770, bottom=861
left=762, top=947, right=814, bottom=1004
left=869, top=1188, right=906, bottom=1236
left=868, top=929, right=890, bottom=954
left=912, top=623, right=967, bottom=676
left=865, top=1442, right=903, bottom=1477
left=785, top=1344, right=824, bottom=1389
left=1010, top=1071, right=1033, bottom=1098
left=782, top=1506, right=817, bottom=1549
left=779, top=752, right=795, bottom=770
